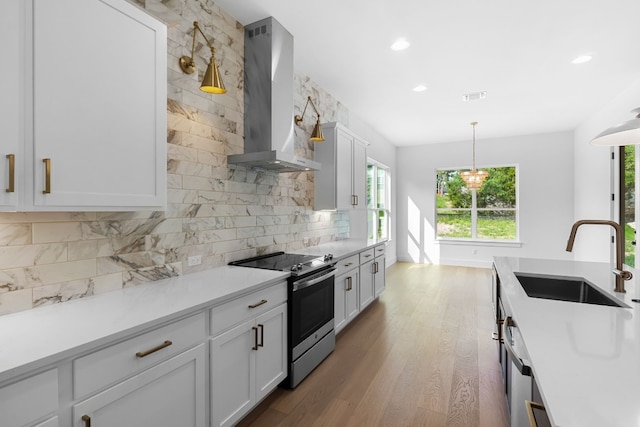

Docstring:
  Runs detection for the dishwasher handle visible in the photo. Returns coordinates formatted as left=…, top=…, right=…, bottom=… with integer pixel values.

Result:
left=502, top=316, right=532, bottom=376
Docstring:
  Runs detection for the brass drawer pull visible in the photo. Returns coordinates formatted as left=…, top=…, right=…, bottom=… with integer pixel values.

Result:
left=248, top=299, right=267, bottom=309
left=82, top=415, right=91, bottom=427
left=5, top=154, right=15, bottom=193
left=252, top=326, right=259, bottom=350
left=373, top=261, right=379, bottom=274
left=42, top=158, right=51, bottom=194
left=346, top=276, right=353, bottom=291
left=135, top=340, right=173, bottom=358
left=525, top=401, right=546, bottom=427
left=344, top=262, right=353, bottom=267
left=363, top=254, right=372, bottom=258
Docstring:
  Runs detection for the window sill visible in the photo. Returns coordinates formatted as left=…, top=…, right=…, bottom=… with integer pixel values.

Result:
left=435, top=238, right=522, bottom=248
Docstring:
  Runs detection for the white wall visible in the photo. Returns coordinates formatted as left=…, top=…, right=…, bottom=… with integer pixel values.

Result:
left=396, top=131, right=575, bottom=267
left=572, top=77, right=640, bottom=262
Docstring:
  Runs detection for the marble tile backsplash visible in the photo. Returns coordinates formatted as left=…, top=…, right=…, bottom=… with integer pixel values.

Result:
left=0, top=0, right=350, bottom=316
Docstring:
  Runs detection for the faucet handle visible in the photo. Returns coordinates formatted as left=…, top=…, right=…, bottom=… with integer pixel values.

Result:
left=613, top=268, right=633, bottom=281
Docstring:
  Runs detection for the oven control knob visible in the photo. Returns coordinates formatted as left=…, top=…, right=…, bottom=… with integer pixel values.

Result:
left=324, top=253, right=334, bottom=261
left=291, top=263, right=303, bottom=272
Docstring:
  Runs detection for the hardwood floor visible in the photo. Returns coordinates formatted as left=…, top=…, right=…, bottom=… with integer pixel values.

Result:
left=237, top=262, right=510, bottom=427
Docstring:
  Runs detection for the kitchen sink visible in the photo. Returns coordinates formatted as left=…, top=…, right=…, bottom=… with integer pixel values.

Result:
left=514, top=273, right=627, bottom=308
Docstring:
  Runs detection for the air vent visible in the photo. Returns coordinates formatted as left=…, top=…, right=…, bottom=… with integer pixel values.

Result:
left=462, top=91, right=487, bottom=101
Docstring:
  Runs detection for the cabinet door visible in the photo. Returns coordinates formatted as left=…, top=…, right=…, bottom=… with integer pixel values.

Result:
left=73, top=344, right=206, bottom=427
left=374, top=256, right=386, bottom=296
left=211, top=319, right=255, bottom=427
left=31, top=0, right=166, bottom=210
left=336, top=129, right=354, bottom=210
left=359, top=260, right=375, bottom=309
left=352, top=138, right=367, bottom=208
left=255, top=304, right=287, bottom=402
left=334, top=272, right=348, bottom=333
left=0, top=369, right=58, bottom=427
left=0, top=0, right=21, bottom=209
left=346, top=269, right=360, bottom=323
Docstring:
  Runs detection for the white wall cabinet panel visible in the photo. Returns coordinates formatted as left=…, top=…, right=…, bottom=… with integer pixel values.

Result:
left=374, top=244, right=386, bottom=296
left=359, top=259, right=375, bottom=310
left=0, top=0, right=167, bottom=212
left=335, top=267, right=359, bottom=334
left=73, top=344, right=206, bottom=427
left=255, top=305, right=287, bottom=401
left=0, top=0, right=22, bottom=209
left=315, top=122, right=368, bottom=210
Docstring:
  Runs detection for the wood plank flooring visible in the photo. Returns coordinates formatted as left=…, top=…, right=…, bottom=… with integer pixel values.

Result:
left=237, top=262, right=510, bottom=427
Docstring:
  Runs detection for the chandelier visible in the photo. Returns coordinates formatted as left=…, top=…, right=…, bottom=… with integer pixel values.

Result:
left=460, top=121, right=488, bottom=189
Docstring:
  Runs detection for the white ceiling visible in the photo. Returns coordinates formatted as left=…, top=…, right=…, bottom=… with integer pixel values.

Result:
left=214, top=0, right=640, bottom=146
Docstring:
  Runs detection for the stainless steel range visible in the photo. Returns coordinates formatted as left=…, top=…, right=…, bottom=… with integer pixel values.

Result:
left=229, top=252, right=336, bottom=388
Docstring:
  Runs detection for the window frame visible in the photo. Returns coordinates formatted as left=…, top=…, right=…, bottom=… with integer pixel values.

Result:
left=367, top=158, right=391, bottom=241
left=435, top=164, right=520, bottom=244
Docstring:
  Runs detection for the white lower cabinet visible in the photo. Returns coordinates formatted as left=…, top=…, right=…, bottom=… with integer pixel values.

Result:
left=359, top=259, right=375, bottom=310
left=73, top=343, right=206, bottom=427
left=0, top=369, right=58, bottom=427
left=335, top=267, right=360, bottom=334
left=210, top=288, right=287, bottom=427
left=373, top=245, right=386, bottom=297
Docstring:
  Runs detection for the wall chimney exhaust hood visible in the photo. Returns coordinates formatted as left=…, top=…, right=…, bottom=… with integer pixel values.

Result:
left=227, top=17, right=321, bottom=173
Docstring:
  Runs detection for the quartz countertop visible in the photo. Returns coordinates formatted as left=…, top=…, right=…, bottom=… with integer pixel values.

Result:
left=493, top=257, right=640, bottom=427
left=298, top=238, right=387, bottom=260
left=0, top=266, right=289, bottom=384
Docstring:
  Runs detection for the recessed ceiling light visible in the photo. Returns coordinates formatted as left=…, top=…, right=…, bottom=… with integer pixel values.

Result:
left=572, top=54, right=593, bottom=64
left=391, top=38, right=410, bottom=51
left=413, top=85, right=428, bottom=92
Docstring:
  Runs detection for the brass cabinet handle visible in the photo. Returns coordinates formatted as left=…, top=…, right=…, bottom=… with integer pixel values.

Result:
left=135, top=340, right=173, bottom=358
left=363, top=254, right=372, bottom=258
left=42, top=158, right=51, bottom=194
left=351, top=195, right=357, bottom=206
left=346, top=276, right=353, bottom=291
left=82, top=415, right=91, bottom=427
left=258, top=324, right=264, bottom=348
left=344, top=262, right=353, bottom=267
left=252, top=326, right=258, bottom=350
left=248, top=299, right=267, bottom=309
left=5, top=154, right=15, bottom=193
left=373, top=261, right=379, bottom=274
left=525, top=401, right=546, bottom=427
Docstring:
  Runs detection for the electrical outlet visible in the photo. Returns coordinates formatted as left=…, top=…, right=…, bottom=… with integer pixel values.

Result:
left=188, top=255, right=202, bottom=266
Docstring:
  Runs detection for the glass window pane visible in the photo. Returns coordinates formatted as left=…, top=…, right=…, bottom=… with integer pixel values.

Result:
left=477, top=210, right=516, bottom=240
left=367, top=164, right=375, bottom=209
left=476, top=167, right=516, bottom=208
left=377, top=168, right=386, bottom=209
left=622, top=145, right=635, bottom=268
left=436, top=170, right=472, bottom=209
left=436, top=209, right=471, bottom=238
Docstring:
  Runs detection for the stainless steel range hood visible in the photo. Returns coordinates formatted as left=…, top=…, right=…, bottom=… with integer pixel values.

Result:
left=227, top=17, right=321, bottom=173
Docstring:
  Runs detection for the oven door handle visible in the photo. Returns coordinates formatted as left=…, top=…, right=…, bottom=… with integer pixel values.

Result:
left=292, top=268, right=336, bottom=291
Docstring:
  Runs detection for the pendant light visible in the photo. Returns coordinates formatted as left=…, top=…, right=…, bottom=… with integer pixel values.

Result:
left=591, top=108, right=640, bottom=146
left=460, top=121, right=488, bottom=189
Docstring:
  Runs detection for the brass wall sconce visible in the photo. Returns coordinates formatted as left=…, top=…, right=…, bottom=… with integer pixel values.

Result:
left=179, top=21, right=226, bottom=94
left=294, top=96, right=324, bottom=141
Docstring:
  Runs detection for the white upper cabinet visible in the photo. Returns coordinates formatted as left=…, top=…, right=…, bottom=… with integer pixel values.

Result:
left=1, top=0, right=167, bottom=211
left=314, top=122, right=368, bottom=211
left=0, top=0, right=21, bottom=209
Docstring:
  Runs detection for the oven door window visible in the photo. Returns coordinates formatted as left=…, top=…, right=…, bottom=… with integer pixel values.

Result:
left=291, top=278, right=334, bottom=347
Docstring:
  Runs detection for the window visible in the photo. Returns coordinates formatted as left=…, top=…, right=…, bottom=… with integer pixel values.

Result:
left=620, top=145, right=636, bottom=268
left=367, top=160, right=390, bottom=240
left=436, top=166, right=517, bottom=241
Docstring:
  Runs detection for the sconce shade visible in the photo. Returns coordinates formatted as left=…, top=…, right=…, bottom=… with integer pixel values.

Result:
left=200, top=56, right=226, bottom=94
left=310, top=119, right=324, bottom=141
left=591, top=108, right=640, bottom=146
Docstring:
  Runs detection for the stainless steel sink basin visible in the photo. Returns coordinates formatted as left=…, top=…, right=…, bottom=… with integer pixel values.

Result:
left=514, top=273, right=627, bottom=307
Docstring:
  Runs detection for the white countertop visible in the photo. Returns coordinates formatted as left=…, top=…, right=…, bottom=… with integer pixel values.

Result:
left=299, top=238, right=387, bottom=260
left=0, top=266, right=289, bottom=384
left=493, top=257, right=640, bottom=427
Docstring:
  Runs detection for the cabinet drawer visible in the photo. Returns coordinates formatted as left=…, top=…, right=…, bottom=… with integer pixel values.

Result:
left=0, top=369, right=58, bottom=426
left=335, top=254, right=359, bottom=276
left=359, top=249, right=375, bottom=263
left=210, top=282, right=287, bottom=336
left=374, top=244, right=386, bottom=258
left=73, top=313, right=206, bottom=399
